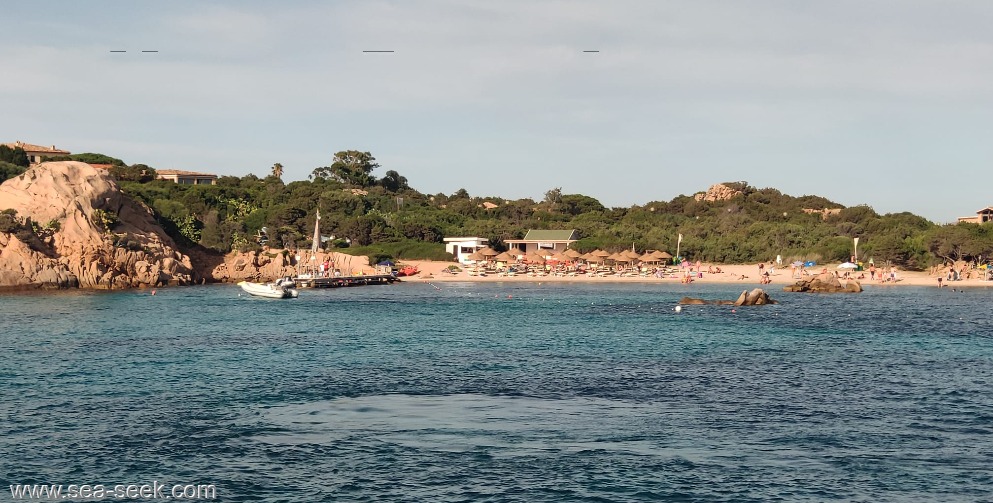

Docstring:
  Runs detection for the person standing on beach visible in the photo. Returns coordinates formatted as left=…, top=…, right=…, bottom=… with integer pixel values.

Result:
left=938, top=276, right=943, bottom=288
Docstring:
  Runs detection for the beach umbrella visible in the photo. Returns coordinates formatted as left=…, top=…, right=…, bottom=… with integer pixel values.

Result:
left=549, top=252, right=569, bottom=262
left=467, top=251, right=485, bottom=261
left=838, top=262, right=858, bottom=269
left=791, top=260, right=804, bottom=267
left=564, top=249, right=582, bottom=259
left=506, top=249, right=525, bottom=258
left=493, top=252, right=514, bottom=262
left=655, top=251, right=673, bottom=260
left=526, top=252, right=546, bottom=264
left=588, top=250, right=609, bottom=263
left=479, top=247, right=499, bottom=257
left=623, top=250, right=642, bottom=260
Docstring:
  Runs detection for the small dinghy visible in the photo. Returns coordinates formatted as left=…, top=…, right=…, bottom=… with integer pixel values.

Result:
left=238, top=277, right=299, bottom=299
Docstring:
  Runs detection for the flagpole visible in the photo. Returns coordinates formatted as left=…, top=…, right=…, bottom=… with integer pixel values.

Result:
left=676, top=233, right=683, bottom=263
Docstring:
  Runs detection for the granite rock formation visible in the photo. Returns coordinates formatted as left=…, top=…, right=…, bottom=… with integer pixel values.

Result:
left=0, top=162, right=194, bottom=289
left=784, top=272, right=863, bottom=293
left=693, top=183, right=744, bottom=202
left=679, top=288, right=777, bottom=306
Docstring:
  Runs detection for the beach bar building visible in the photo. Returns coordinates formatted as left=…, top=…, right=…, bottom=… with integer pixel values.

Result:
left=505, top=229, right=579, bottom=254
left=444, top=237, right=489, bottom=263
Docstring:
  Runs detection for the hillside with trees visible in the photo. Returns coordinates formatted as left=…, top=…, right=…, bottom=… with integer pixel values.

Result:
left=39, top=148, right=993, bottom=270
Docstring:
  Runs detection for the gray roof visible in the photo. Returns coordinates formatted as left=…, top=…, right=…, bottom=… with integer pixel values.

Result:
left=517, top=229, right=579, bottom=242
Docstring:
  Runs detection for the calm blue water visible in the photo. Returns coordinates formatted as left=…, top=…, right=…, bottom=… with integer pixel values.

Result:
left=2, top=282, right=992, bottom=502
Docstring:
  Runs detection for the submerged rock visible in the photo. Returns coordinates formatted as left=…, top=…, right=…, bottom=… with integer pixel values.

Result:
left=679, top=288, right=777, bottom=306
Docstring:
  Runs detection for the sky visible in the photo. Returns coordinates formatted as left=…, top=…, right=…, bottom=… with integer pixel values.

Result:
left=3, top=0, right=992, bottom=223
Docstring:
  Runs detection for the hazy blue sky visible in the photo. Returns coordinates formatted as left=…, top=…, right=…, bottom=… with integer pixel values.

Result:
left=4, top=1, right=992, bottom=222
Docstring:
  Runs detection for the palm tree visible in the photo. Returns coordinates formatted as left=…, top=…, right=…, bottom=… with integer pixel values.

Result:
left=271, top=163, right=284, bottom=180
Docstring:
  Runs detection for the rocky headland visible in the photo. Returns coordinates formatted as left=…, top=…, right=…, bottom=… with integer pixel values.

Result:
left=0, top=162, right=196, bottom=289
left=0, top=162, right=373, bottom=290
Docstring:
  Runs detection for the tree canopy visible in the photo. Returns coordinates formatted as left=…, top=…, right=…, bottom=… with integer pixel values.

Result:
left=310, top=151, right=380, bottom=187
left=0, top=145, right=29, bottom=168
left=67, top=147, right=984, bottom=269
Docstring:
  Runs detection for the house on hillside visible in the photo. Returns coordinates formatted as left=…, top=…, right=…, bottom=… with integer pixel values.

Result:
left=505, top=229, right=579, bottom=254
left=957, top=207, right=993, bottom=224
left=2, top=141, right=71, bottom=164
left=156, top=169, right=217, bottom=185
left=444, top=237, right=488, bottom=263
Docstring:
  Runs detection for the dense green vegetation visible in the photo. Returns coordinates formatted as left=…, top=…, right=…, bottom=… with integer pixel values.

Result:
left=26, top=149, right=993, bottom=269
left=0, top=145, right=30, bottom=182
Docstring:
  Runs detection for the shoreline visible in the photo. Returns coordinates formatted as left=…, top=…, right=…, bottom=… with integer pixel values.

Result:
left=398, top=260, right=993, bottom=289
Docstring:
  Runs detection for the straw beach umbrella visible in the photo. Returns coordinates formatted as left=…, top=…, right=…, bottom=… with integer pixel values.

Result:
left=479, top=247, right=499, bottom=257
left=506, top=249, right=525, bottom=259
left=466, top=251, right=485, bottom=262
left=493, top=251, right=515, bottom=263
left=564, top=249, right=582, bottom=259
left=591, top=250, right=610, bottom=263
left=526, top=251, right=546, bottom=264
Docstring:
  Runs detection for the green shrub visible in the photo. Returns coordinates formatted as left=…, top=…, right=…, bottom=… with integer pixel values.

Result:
left=92, top=209, right=119, bottom=233
left=0, top=211, right=20, bottom=233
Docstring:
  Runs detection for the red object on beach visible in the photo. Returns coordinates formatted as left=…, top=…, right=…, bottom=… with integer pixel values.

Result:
left=396, top=265, right=419, bottom=277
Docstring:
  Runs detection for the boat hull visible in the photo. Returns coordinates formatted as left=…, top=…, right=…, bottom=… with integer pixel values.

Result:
left=238, top=281, right=298, bottom=299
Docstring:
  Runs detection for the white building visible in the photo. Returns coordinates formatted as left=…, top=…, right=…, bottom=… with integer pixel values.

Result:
left=444, top=237, right=488, bottom=263
left=156, top=169, right=218, bottom=185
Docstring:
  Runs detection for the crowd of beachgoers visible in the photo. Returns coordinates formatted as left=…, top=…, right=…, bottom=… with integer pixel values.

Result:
left=397, top=256, right=993, bottom=288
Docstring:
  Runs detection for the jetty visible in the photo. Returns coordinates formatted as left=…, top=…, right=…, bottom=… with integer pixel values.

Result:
left=293, top=274, right=399, bottom=289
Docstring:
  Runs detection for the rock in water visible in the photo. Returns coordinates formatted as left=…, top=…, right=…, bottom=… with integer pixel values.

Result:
left=784, top=272, right=863, bottom=293
left=0, top=162, right=194, bottom=289
left=733, top=290, right=748, bottom=307
left=680, top=289, right=776, bottom=306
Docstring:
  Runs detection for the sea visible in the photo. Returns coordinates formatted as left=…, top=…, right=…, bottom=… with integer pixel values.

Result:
left=2, top=282, right=992, bottom=502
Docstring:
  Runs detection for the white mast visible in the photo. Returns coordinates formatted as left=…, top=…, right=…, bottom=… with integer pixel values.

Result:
left=312, top=209, right=321, bottom=255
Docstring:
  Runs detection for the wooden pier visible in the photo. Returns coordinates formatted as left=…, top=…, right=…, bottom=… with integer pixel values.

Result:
left=293, top=274, right=400, bottom=289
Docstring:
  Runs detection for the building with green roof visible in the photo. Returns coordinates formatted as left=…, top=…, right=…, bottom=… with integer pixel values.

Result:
left=505, top=229, right=579, bottom=254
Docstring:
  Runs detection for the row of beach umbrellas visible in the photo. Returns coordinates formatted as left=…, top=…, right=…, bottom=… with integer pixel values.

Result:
left=465, top=247, right=674, bottom=264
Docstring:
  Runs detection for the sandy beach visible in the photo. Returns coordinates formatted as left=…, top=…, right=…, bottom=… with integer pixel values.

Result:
left=396, top=260, right=993, bottom=289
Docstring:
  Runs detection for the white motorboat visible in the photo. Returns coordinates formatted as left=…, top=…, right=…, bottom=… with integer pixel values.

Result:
left=238, top=278, right=299, bottom=299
